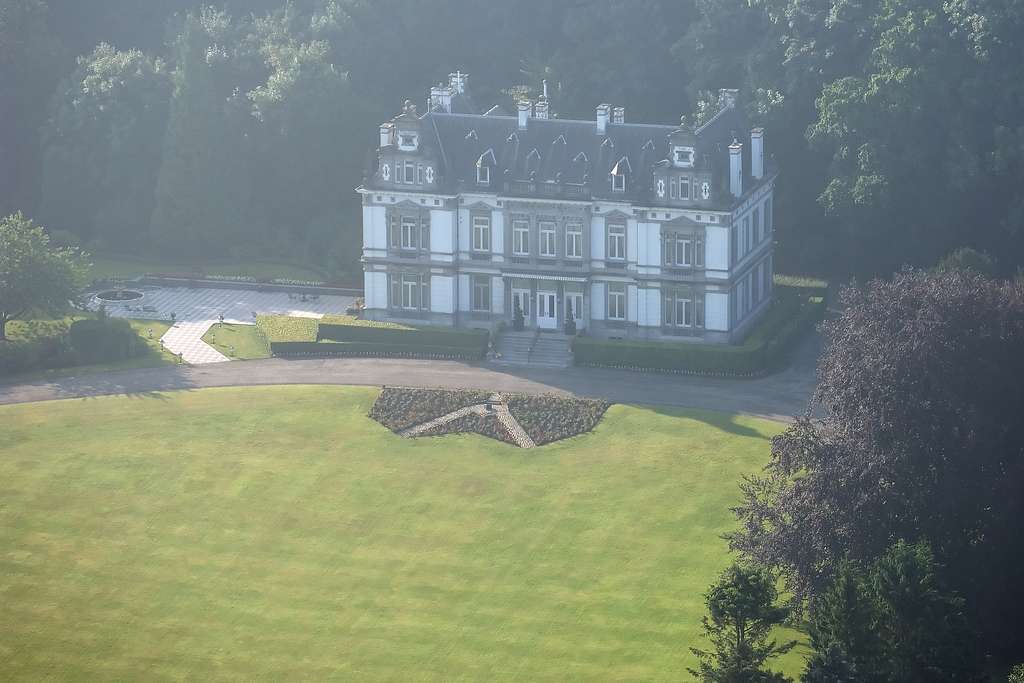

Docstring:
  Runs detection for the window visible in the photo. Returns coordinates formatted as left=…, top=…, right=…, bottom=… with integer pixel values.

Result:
left=539, top=221, right=556, bottom=257
left=607, top=223, right=626, bottom=260
left=565, top=223, right=583, bottom=258
left=765, top=198, right=773, bottom=234
left=607, top=283, right=626, bottom=320
left=399, top=133, right=417, bottom=148
left=670, top=177, right=677, bottom=199
left=388, top=214, right=400, bottom=249
left=753, top=207, right=761, bottom=244
left=674, top=146, right=694, bottom=166
left=512, top=220, right=530, bottom=255
left=404, top=161, right=415, bottom=184
left=663, top=291, right=694, bottom=327
left=401, top=216, right=418, bottom=250
left=742, top=216, right=751, bottom=256
left=678, top=177, right=690, bottom=200
left=611, top=173, right=626, bottom=192
left=664, top=233, right=704, bottom=268
left=477, top=164, right=490, bottom=185
left=472, top=275, right=491, bottom=312
left=417, top=164, right=424, bottom=184
left=472, top=215, right=491, bottom=252
left=390, top=274, right=429, bottom=311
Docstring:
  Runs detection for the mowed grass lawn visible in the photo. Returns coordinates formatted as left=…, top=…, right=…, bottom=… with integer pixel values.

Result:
left=0, top=386, right=803, bottom=680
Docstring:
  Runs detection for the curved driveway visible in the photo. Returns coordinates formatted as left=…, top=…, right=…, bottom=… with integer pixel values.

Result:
left=0, top=344, right=819, bottom=423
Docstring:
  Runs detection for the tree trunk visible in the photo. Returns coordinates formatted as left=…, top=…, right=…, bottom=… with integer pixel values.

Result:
left=0, top=313, right=9, bottom=341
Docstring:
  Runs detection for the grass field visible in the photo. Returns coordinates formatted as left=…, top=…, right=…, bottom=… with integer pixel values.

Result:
left=88, top=255, right=327, bottom=282
left=1, top=317, right=177, bottom=384
left=0, top=386, right=805, bottom=680
left=200, top=323, right=269, bottom=359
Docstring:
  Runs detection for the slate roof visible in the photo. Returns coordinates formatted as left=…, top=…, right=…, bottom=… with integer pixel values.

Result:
left=369, top=97, right=762, bottom=208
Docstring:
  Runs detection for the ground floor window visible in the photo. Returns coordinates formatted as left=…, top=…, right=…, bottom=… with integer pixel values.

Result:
left=472, top=275, right=491, bottom=312
left=664, top=289, right=704, bottom=328
left=390, top=273, right=429, bottom=311
left=607, top=283, right=626, bottom=320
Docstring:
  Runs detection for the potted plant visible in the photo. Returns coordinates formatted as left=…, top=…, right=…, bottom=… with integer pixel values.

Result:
left=512, top=298, right=525, bottom=331
left=564, top=299, right=577, bottom=336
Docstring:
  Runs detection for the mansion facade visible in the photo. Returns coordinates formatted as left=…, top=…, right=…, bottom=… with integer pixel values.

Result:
left=359, top=72, right=776, bottom=343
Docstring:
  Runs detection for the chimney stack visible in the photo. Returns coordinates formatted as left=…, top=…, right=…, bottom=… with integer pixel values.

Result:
left=517, top=100, right=532, bottom=130
left=379, top=123, right=393, bottom=148
left=534, top=97, right=549, bottom=120
left=430, top=83, right=453, bottom=112
left=612, top=106, right=625, bottom=124
left=596, top=104, right=611, bottom=135
left=729, top=139, right=743, bottom=198
left=750, top=128, right=764, bottom=179
left=718, top=88, right=739, bottom=110
left=449, top=70, right=468, bottom=95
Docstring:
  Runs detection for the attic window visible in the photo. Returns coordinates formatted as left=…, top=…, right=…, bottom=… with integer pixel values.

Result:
left=398, top=133, right=418, bottom=150
left=612, top=174, right=626, bottom=192
left=477, top=165, right=490, bottom=185
left=673, top=146, right=694, bottom=167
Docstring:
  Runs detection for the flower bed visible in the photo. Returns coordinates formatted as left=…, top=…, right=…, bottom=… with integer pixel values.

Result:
left=369, top=387, right=492, bottom=432
left=507, top=394, right=611, bottom=446
left=369, top=387, right=611, bottom=447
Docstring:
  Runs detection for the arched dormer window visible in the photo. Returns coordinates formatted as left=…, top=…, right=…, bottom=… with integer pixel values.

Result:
left=610, top=156, right=631, bottom=192
left=476, top=148, right=496, bottom=186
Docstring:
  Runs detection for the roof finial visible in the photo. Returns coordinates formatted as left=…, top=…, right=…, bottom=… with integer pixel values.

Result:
left=542, top=79, right=548, bottom=99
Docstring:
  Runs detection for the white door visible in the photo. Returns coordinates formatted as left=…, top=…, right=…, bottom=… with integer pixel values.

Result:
left=566, top=293, right=585, bottom=329
left=536, top=291, right=557, bottom=330
left=512, top=288, right=531, bottom=323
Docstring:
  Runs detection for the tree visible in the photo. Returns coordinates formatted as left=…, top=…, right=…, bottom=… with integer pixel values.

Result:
left=732, top=268, right=1024, bottom=660
left=0, top=213, right=88, bottom=341
left=803, top=541, right=983, bottom=682
left=40, top=43, right=170, bottom=249
left=689, top=563, right=796, bottom=682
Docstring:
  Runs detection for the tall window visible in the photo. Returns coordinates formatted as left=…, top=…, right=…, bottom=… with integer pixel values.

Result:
left=678, top=177, right=690, bottom=200
left=401, top=217, right=418, bottom=250
left=565, top=223, right=583, bottom=258
left=753, top=207, right=761, bottom=244
left=390, top=274, right=429, bottom=311
left=765, top=198, right=773, bottom=234
left=743, top=216, right=751, bottom=255
left=416, top=164, right=424, bottom=184
left=670, top=177, right=677, bottom=199
left=664, top=233, right=704, bottom=268
left=472, top=275, right=491, bottom=312
left=388, top=214, right=400, bottom=249
left=404, top=161, right=415, bottom=184
left=607, top=283, right=626, bottom=320
left=472, top=215, right=491, bottom=252
left=477, top=165, right=490, bottom=185
left=539, top=221, right=556, bottom=257
left=607, top=223, right=626, bottom=260
left=512, top=220, right=530, bottom=255
left=663, top=290, right=705, bottom=328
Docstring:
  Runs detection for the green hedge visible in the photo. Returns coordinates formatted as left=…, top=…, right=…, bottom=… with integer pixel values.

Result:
left=68, top=318, right=148, bottom=363
left=269, top=340, right=486, bottom=360
left=317, top=322, right=487, bottom=352
left=255, top=315, right=317, bottom=342
left=574, top=294, right=825, bottom=376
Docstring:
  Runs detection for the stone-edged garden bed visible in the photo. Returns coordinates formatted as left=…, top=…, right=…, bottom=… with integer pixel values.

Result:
left=369, top=387, right=611, bottom=447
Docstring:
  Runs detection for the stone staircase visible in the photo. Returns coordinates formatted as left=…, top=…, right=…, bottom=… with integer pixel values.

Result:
left=493, top=329, right=573, bottom=368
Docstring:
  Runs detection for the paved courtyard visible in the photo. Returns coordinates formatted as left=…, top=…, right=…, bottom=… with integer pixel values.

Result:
left=93, top=286, right=356, bottom=364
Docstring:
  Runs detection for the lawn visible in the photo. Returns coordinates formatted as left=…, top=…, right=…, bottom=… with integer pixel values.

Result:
left=88, top=254, right=327, bottom=282
left=0, top=316, right=178, bottom=383
left=0, top=386, right=805, bottom=680
left=201, top=323, right=269, bottom=359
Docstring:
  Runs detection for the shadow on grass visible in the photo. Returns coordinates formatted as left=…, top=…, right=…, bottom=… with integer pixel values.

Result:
left=643, top=404, right=775, bottom=440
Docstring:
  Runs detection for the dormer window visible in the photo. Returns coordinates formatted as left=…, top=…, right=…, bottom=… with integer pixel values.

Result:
left=611, top=173, right=625, bottom=192
left=673, top=146, right=695, bottom=168
left=398, top=132, right=418, bottom=151
left=477, top=165, right=490, bottom=185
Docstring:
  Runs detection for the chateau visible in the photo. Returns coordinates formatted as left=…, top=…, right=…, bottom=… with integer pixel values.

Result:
left=359, top=72, right=775, bottom=343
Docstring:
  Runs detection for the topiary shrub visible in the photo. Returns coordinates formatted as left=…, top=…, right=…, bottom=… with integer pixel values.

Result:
left=68, top=318, right=147, bottom=363
left=513, top=298, right=525, bottom=331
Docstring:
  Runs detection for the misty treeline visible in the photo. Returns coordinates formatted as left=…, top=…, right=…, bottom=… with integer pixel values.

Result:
left=2, top=0, right=1024, bottom=277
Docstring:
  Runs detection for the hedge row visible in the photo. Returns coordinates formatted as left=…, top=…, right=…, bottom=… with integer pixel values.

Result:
left=574, top=295, right=825, bottom=376
left=0, top=317, right=151, bottom=376
left=317, top=322, right=488, bottom=352
left=255, top=315, right=317, bottom=342
left=269, top=339, right=487, bottom=361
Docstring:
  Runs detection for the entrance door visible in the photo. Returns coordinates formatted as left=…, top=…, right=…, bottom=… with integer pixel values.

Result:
left=565, top=293, right=585, bottom=330
left=536, top=291, right=557, bottom=330
left=512, top=288, right=531, bottom=324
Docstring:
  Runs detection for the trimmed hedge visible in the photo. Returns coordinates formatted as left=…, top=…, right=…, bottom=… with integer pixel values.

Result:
left=269, top=340, right=486, bottom=361
left=318, top=322, right=487, bottom=352
left=574, top=293, right=825, bottom=376
left=68, top=318, right=148, bottom=363
left=255, top=315, right=317, bottom=342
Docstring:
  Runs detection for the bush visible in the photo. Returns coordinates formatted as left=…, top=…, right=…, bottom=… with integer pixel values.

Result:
left=269, top=340, right=486, bottom=361
left=255, top=315, right=317, bottom=342
left=369, top=387, right=492, bottom=431
left=318, top=321, right=488, bottom=353
left=574, top=292, right=825, bottom=376
left=68, top=318, right=147, bottom=363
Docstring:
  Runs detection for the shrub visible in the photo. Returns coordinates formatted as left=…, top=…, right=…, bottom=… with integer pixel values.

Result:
left=255, top=315, right=317, bottom=342
left=369, top=387, right=492, bottom=431
left=68, top=318, right=147, bottom=363
left=574, top=292, right=825, bottom=376
left=507, top=394, right=609, bottom=445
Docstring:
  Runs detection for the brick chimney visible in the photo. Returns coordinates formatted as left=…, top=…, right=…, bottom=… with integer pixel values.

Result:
left=729, top=139, right=743, bottom=198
